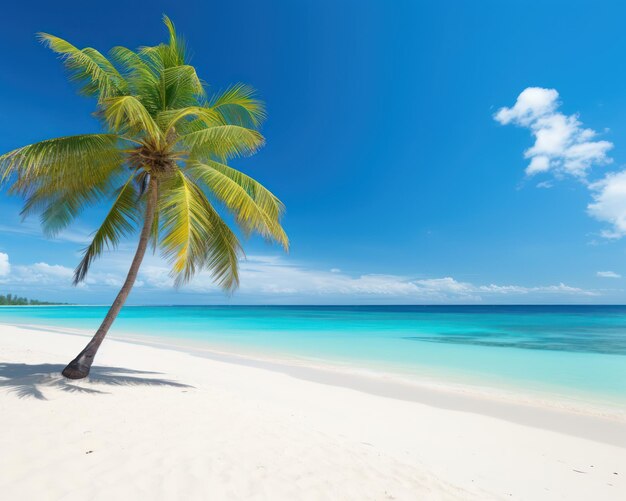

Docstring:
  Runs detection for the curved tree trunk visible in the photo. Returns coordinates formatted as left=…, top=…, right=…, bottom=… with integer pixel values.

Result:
left=62, top=177, right=158, bottom=379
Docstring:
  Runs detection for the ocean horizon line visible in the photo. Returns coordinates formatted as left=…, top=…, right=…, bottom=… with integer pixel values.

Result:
left=3, top=303, right=626, bottom=307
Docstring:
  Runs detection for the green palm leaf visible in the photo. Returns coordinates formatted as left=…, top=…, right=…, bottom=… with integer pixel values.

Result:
left=157, top=106, right=224, bottom=135
left=38, top=34, right=127, bottom=100
left=162, top=15, right=187, bottom=66
left=180, top=125, right=265, bottom=159
left=188, top=160, right=288, bottom=249
left=22, top=180, right=113, bottom=237
left=210, top=84, right=266, bottom=127
left=198, top=159, right=285, bottom=220
left=102, top=96, right=163, bottom=142
left=0, top=134, right=126, bottom=235
left=199, top=196, right=243, bottom=291
left=0, top=134, right=123, bottom=193
left=161, top=65, right=205, bottom=109
left=74, top=173, right=140, bottom=283
left=159, top=171, right=242, bottom=289
left=109, top=46, right=161, bottom=114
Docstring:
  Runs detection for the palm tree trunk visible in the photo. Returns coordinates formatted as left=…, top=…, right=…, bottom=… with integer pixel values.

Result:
left=62, top=177, right=158, bottom=379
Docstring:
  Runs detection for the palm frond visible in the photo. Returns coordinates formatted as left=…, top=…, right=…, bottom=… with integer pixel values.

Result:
left=74, top=173, right=140, bottom=283
left=109, top=46, right=160, bottom=114
left=179, top=125, right=265, bottom=160
left=133, top=42, right=204, bottom=111
left=0, top=134, right=123, bottom=193
left=137, top=16, right=187, bottom=72
left=198, top=195, right=243, bottom=291
left=157, top=106, right=223, bottom=135
left=188, top=160, right=288, bottom=249
left=22, top=180, right=113, bottom=236
left=137, top=16, right=187, bottom=73
left=137, top=44, right=166, bottom=74
left=174, top=117, right=216, bottom=136
left=163, top=15, right=187, bottom=66
left=38, top=34, right=127, bottom=100
left=197, top=159, right=285, bottom=220
left=161, top=65, right=205, bottom=110
left=210, top=84, right=266, bottom=127
left=158, top=170, right=242, bottom=289
left=0, top=134, right=125, bottom=235
left=102, top=96, right=163, bottom=142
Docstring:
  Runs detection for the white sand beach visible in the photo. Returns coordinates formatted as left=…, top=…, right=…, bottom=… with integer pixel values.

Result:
left=1, top=324, right=625, bottom=500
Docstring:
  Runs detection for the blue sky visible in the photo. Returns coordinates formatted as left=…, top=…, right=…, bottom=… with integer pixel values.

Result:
left=2, top=0, right=626, bottom=304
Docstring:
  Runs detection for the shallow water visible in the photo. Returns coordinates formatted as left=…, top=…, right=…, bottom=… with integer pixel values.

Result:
left=2, top=305, right=625, bottom=408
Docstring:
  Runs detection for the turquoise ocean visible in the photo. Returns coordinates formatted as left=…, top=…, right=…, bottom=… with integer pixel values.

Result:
left=1, top=305, right=625, bottom=409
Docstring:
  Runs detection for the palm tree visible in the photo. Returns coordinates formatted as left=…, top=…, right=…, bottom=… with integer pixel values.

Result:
left=0, top=16, right=288, bottom=379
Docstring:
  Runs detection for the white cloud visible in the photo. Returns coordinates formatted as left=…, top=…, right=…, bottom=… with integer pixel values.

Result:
left=4, top=262, right=74, bottom=285
left=497, top=87, right=625, bottom=241
left=495, top=87, right=612, bottom=177
left=410, top=277, right=593, bottom=299
left=0, top=253, right=10, bottom=276
left=597, top=271, right=621, bottom=278
left=495, top=87, right=559, bottom=126
left=0, top=253, right=598, bottom=303
left=536, top=181, right=553, bottom=189
left=0, top=258, right=123, bottom=291
left=143, top=256, right=596, bottom=301
left=0, top=254, right=79, bottom=290
left=588, top=170, right=626, bottom=238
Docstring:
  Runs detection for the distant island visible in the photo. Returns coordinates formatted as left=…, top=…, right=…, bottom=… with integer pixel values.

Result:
left=0, top=294, right=66, bottom=306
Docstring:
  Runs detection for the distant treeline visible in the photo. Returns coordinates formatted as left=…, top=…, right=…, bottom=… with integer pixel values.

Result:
left=0, top=293, right=66, bottom=305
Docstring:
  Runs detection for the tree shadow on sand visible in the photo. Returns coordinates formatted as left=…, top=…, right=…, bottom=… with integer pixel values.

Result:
left=0, top=363, right=192, bottom=400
